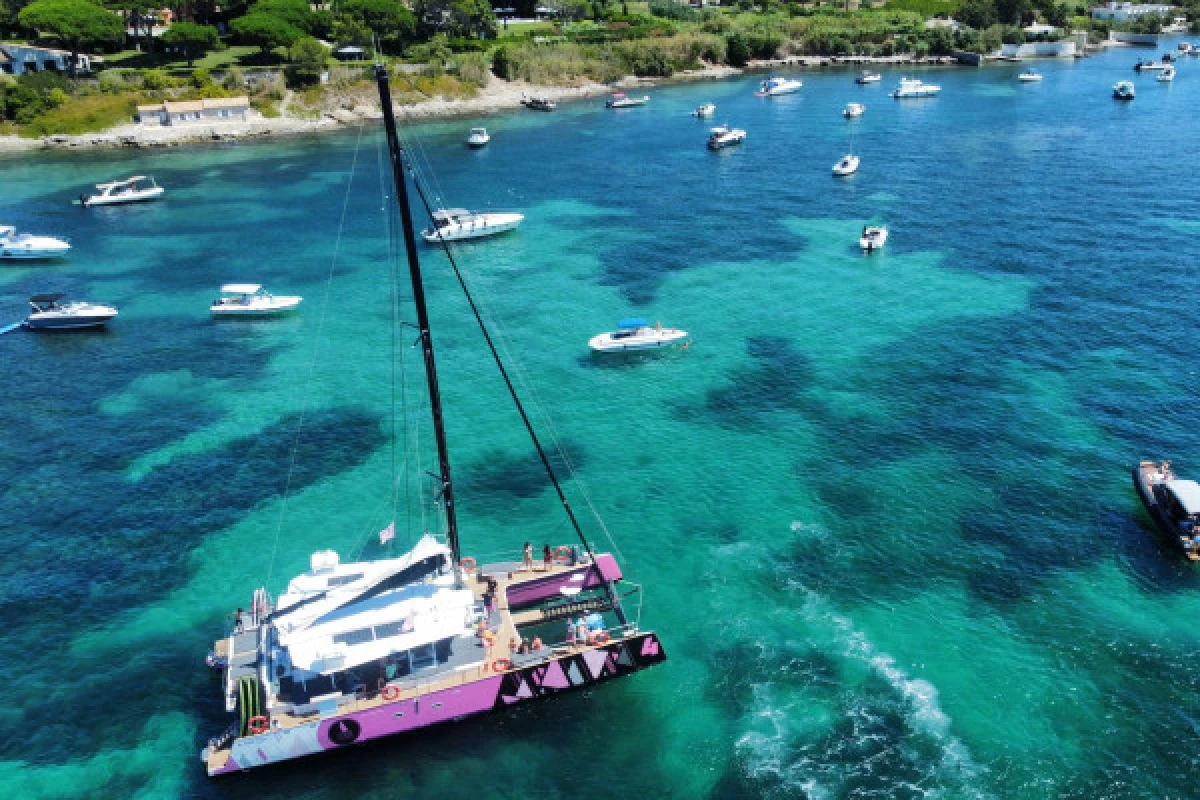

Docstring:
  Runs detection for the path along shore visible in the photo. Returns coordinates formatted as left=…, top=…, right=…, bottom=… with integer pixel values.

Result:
left=0, top=55, right=969, bottom=155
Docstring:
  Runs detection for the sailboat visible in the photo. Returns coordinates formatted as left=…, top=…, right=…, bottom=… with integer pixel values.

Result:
left=200, top=63, right=668, bottom=777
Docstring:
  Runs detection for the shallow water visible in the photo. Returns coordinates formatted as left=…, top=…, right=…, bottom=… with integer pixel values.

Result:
left=4, top=41, right=1200, bottom=799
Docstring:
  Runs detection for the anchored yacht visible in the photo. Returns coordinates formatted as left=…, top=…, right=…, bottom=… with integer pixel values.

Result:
left=421, top=209, right=524, bottom=243
left=0, top=225, right=70, bottom=260
left=891, top=78, right=941, bottom=98
left=23, top=293, right=117, bottom=329
left=81, top=175, right=164, bottom=207
left=707, top=125, right=746, bottom=150
left=833, top=154, right=860, bottom=176
left=589, top=319, right=689, bottom=352
left=211, top=284, right=302, bottom=316
left=757, top=75, right=803, bottom=96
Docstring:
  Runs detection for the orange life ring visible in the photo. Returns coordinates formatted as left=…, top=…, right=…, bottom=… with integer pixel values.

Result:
left=460, top=557, right=477, bottom=572
left=382, top=685, right=400, bottom=701
left=555, top=545, right=572, bottom=562
left=248, top=715, right=269, bottom=734
left=492, top=658, right=511, bottom=672
left=593, top=631, right=610, bottom=644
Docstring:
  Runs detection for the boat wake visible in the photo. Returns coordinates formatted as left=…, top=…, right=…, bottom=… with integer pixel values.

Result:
left=730, top=582, right=992, bottom=799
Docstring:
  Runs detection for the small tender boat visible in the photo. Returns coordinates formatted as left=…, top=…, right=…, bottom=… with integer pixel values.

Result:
left=1018, top=69, right=1042, bottom=82
left=1113, top=80, right=1135, bottom=100
left=1133, top=59, right=1167, bottom=72
left=1179, top=41, right=1192, bottom=52
left=843, top=102, right=865, bottom=118
left=466, top=127, right=490, bottom=147
left=606, top=92, right=649, bottom=108
left=891, top=78, right=940, bottom=98
left=757, top=75, right=803, bottom=96
left=520, top=94, right=557, bottom=111
left=692, top=103, right=716, bottom=117
left=211, top=284, right=302, bottom=316
left=589, top=319, right=688, bottom=353
left=856, top=71, right=882, bottom=84
left=420, top=208, right=524, bottom=243
left=1157, top=65, right=1175, bottom=82
left=833, top=154, right=860, bottom=176
left=81, top=175, right=164, bottom=207
left=0, top=225, right=70, bottom=260
left=707, top=125, right=746, bottom=150
left=1133, top=460, right=1200, bottom=561
left=859, top=225, right=888, bottom=251
left=23, top=293, right=117, bottom=330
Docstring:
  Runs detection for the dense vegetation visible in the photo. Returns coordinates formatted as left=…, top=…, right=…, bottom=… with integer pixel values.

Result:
left=1, top=0, right=1196, bottom=136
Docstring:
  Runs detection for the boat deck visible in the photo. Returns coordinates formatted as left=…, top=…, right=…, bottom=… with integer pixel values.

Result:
left=206, top=557, right=619, bottom=773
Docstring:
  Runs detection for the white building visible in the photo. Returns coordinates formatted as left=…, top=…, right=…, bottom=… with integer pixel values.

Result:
left=136, top=96, right=250, bottom=126
left=1090, top=2, right=1171, bottom=21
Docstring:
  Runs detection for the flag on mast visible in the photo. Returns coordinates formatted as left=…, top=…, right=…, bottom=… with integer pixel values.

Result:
left=379, top=521, right=395, bottom=544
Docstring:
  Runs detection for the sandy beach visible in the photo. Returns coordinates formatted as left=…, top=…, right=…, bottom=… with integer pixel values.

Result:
left=0, top=55, right=963, bottom=155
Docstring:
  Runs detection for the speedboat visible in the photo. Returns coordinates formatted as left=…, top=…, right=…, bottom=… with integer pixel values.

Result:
left=707, top=125, right=746, bottom=150
left=692, top=103, right=716, bottom=117
left=1134, top=60, right=1167, bottom=71
left=420, top=208, right=524, bottom=243
left=1018, top=69, right=1042, bottom=82
left=757, top=75, right=802, bottom=96
left=606, top=92, right=649, bottom=108
left=81, top=175, right=164, bottom=207
left=589, top=319, right=688, bottom=353
left=1180, top=42, right=1192, bottom=52
left=211, top=284, right=302, bottom=316
left=466, top=127, right=490, bottom=147
left=891, top=78, right=940, bottom=98
left=843, top=102, right=865, bottom=118
left=833, top=154, right=860, bottom=176
left=1113, top=80, right=1135, bottom=100
left=23, top=293, right=117, bottom=329
left=520, top=94, right=556, bottom=111
left=859, top=225, right=888, bottom=251
left=1133, top=460, right=1200, bottom=561
left=0, top=225, right=70, bottom=260
left=1157, top=65, right=1175, bottom=82
left=856, top=71, right=882, bottom=84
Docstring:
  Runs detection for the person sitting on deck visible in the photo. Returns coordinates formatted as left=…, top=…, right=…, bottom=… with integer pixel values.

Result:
left=517, top=637, right=530, bottom=654
left=531, top=635, right=543, bottom=651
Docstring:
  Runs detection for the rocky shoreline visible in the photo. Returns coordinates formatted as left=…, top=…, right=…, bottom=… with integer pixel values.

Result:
left=0, top=55, right=968, bottom=155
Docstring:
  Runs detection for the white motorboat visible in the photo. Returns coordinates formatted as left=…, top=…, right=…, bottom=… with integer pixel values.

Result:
left=707, top=125, right=746, bottom=150
left=0, top=225, right=70, bottom=260
left=891, top=78, right=940, bottom=98
left=420, top=208, right=524, bottom=243
left=466, top=127, right=490, bottom=147
left=81, top=175, right=164, bottom=207
left=692, top=103, right=716, bottom=117
left=1180, top=42, right=1192, bottom=52
left=757, top=75, right=803, bottom=96
left=520, top=94, right=557, bottom=111
left=860, top=225, right=888, bottom=251
left=606, top=92, right=649, bottom=108
left=856, top=71, right=882, bottom=84
left=211, top=284, right=302, bottom=316
left=843, top=102, right=865, bottom=118
left=833, top=154, right=860, bottom=176
left=23, top=293, right=117, bottom=329
left=589, top=319, right=688, bottom=353
left=1157, top=66, right=1175, bottom=82
left=1134, top=59, right=1168, bottom=71
left=1113, top=80, right=1135, bottom=100
left=1018, top=69, right=1042, bottom=82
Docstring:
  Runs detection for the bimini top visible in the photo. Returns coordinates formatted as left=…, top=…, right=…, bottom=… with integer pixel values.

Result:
left=219, top=284, right=262, bottom=294
left=431, top=209, right=471, bottom=221
left=1166, top=480, right=1200, bottom=516
left=30, top=293, right=65, bottom=304
left=97, top=175, right=149, bottom=190
left=617, top=318, right=648, bottom=329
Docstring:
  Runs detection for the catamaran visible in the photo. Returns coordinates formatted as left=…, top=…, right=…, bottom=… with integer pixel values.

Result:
left=201, top=62, right=667, bottom=777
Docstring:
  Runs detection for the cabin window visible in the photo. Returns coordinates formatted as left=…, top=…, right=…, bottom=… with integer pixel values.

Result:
left=333, top=627, right=374, bottom=646
left=328, top=573, right=364, bottom=587
left=410, top=643, right=436, bottom=670
left=374, top=620, right=407, bottom=639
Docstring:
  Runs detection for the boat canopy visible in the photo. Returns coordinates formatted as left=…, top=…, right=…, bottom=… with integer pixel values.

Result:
left=30, top=293, right=65, bottom=303
left=96, top=175, right=148, bottom=190
left=431, top=208, right=470, bottom=221
left=617, top=318, right=648, bottom=328
left=219, top=283, right=262, bottom=294
left=1166, top=480, right=1200, bottom=515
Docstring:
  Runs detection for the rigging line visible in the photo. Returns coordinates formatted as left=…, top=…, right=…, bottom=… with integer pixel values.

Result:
left=264, top=121, right=367, bottom=591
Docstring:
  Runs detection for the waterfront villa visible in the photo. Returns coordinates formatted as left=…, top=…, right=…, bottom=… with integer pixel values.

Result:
left=1090, top=1, right=1171, bottom=20
left=0, top=44, right=91, bottom=75
left=135, top=97, right=251, bottom=126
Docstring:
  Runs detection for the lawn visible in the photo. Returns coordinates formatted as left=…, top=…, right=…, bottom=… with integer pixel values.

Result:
left=100, top=44, right=280, bottom=74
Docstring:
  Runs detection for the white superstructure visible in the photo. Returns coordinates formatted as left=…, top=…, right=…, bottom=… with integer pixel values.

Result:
left=890, top=78, right=941, bottom=98
left=420, top=209, right=524, bottom=243
left=0, top=225, right=70, bottom=259
left=82, top=175, right=164, bottom=207
left=589, top=319, right=689, bottom=352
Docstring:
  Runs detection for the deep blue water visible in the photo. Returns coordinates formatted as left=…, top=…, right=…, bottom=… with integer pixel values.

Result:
left=4, top=40, right=1200, bottom=799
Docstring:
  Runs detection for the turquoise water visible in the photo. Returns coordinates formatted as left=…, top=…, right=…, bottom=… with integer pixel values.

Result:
left=4, top=42, right=1200, bottom=798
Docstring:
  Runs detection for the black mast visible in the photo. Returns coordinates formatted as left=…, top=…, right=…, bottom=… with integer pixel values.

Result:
left=375, top=64, right=462, bottom=569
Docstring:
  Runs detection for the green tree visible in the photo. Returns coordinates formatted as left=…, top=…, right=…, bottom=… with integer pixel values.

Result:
left=160, top=20, right=220, bottom=66
left=18, top=0, right=123, bottom=75
left=414, top=0, right=495, bottom=39
left=284, top=34, right=326, bottom=87
left=725, top=31, right=750, bottom=65
left=956, top=0, right=995, bottom=29
left=336, top=0, right=415, bottom=53
left=246, top=0, right=312, bottom=31
left=230, top=10, right=302, bottom=54
left=994, top=0, right=1031, bottom=25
